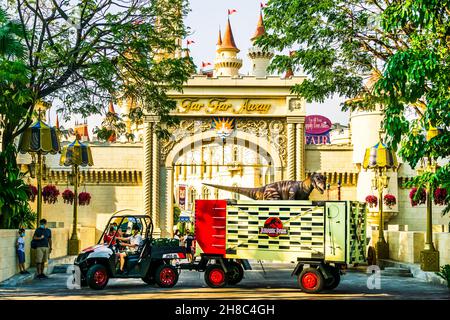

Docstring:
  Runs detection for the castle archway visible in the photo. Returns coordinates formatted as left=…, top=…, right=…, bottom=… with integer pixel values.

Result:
left=159, top=129, right=284, bottom=236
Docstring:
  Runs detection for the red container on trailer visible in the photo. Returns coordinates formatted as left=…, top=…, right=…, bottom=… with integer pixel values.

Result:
left=195, top=200, right=227, bottom=255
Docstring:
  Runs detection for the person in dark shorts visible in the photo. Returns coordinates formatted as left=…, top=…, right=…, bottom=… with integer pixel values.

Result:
left=16, top=228, right=29, bottom=274
left=185, top=232, right=195, bottom=263
left=32, top=219, right=52, bottom=279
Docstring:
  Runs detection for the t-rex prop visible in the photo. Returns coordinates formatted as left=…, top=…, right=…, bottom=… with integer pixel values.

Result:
left=203, top=172, right=327, bottom=200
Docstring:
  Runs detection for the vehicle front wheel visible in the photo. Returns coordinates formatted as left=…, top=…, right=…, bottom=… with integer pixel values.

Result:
left=155, top=264, right=178, bottom=288
left=86, top=264, right=109, bottom=290
left=226, top=261, right=244, bottom=285
left=205, top=264, right=227, bottom=288
left=298, top=267, right=324, bottom=293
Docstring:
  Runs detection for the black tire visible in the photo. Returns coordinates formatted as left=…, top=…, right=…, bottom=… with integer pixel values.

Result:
left=205, top=264, right=227, bottom=288
left=141, top=274, right=156, bottom=285
left=86, top=264, right=109, bottom=290
left=226, top=261, right=244, bottom=285
left=323, top=265, right=341, bottom=290
left=155, top=264, right=178, bottom=288
left=298, top=267, right=324, bottom=293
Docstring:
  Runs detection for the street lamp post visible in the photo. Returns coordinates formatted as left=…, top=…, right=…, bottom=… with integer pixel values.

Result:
left=419, top=127, right=440, bottom=272
left=362, top=131, right=398, bottom=261
left=60, top=136, right=93, bottom=255
left=371, top=168, right=390, bottom=259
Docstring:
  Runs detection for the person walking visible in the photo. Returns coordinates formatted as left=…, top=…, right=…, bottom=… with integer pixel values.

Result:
left=16, top=228, right=29, bottom=275
left=32, top=219, right=52, bottom=279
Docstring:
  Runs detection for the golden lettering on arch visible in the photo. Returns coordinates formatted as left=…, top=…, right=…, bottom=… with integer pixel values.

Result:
left=178, top=98, right=272, bottom=115
left=206, top=98, right=233, bottom=113
left=235, top=99, right=271, bottom=114
left=179, top=98, right=204, bottom=113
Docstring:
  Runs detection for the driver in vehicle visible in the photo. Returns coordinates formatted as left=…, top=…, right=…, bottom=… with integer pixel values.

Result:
left=103, top=227, right=117, bottom=246
left=115, top=225, right=143, bottom=274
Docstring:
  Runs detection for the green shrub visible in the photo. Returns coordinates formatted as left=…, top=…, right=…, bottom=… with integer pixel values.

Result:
left=436, top=264, right=450, bottom=288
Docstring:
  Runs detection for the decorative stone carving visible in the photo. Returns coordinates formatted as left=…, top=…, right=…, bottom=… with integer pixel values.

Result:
left=289, top=98, right=304, bottom=112
left=160, top=118, right=288, bottom=166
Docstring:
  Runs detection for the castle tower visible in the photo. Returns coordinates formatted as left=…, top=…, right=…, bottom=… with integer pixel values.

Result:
left=74, top=120, right=90, bottom=142
left=248, top=11, right=274, bottom=77
left=350, top=71, right=399, bottom=226
left=213, top=18, right=242, bottom=77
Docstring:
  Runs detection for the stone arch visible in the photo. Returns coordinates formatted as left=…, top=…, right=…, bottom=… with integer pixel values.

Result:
left=165, top=130, right=283, bottom=174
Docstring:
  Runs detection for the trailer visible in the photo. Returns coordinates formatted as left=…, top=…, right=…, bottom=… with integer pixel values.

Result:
left=178, top=199, right=367, bottom=293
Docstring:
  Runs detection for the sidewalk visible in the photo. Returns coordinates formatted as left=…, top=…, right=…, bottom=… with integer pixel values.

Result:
left=380, top=259, right=447, bottom=286
left=0, top=255, right=77, bottom=287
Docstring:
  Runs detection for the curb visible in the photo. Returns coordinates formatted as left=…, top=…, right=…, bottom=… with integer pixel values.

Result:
left=0, top=255, right=77, bottom=288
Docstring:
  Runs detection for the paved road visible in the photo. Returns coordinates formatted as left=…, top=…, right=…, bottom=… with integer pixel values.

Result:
left=0, top=263, right=448, bottom=300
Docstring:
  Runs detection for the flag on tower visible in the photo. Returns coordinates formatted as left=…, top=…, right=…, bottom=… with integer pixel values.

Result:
left=228, top=9, right=237, bottom=15
left=260, top=2, right=267, bottom=8
left=187, top=39, right=195, bottom=45
left=202, top=62, right=212, bottom=68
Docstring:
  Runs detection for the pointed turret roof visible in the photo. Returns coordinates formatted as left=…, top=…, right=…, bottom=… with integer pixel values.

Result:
left=55, top=114, right=60, bottom=129
left=219, top=18, right=239, bottom=52
left=217, top=27, right=222, bottom=46
left=251, top=12, right=266, bottom=41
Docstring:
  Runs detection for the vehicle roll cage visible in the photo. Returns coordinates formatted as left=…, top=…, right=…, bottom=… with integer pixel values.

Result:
left=97, top=209, right=154, bottom=246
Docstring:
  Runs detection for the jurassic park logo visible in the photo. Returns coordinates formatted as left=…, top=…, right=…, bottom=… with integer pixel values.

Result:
left=259, top=217, right=289, bottom=238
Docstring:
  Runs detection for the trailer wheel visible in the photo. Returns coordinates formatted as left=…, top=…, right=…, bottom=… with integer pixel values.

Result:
left=205, top=264, right=227, bottom=288
left=86, top=264, right=109, bottom=290
left=298, top=267, right=324, bottom=293
left=323, top=265, right=340, bottom=290
left=226, top=261, right=244, bottom=285
left=155, top=264, right=178, bottom=288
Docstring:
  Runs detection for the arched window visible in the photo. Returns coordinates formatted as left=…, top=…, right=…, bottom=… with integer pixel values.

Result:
left=202, top=187, right=210, bottom=200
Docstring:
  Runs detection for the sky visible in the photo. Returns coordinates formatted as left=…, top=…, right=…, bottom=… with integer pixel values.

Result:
left=54, top=0, right=349, bottom=131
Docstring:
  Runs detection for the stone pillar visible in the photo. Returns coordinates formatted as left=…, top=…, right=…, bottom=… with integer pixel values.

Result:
left=143, top=121, right=153, bottom=219
left=287, top=123, right=296, bottom=180
left=143, top=115, right=161, bottom=237
left=295, top=122, right=305, bottom=180
left=152, top=124, right=161, bottom=234
left=164, top=166, right=174, bottom=237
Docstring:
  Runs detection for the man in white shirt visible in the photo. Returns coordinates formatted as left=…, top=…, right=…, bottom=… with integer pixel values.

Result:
left=116, top=225, right=143, bottom=274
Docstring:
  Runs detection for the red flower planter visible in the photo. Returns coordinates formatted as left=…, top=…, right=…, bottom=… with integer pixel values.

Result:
left=365, top=195, right=378, bottom=208
left=409, top=187, right=426, bottom=207
left=383, top=194, right=396, bottom=208
left=27, top=184, right=38, bottom=202
left=62, top=189, right=75, bottom=205
left=434, top=188, right=448, bottom=206
left=42, top=185, right=60, bottom=204
left=78, top=192, right=91, bottom=206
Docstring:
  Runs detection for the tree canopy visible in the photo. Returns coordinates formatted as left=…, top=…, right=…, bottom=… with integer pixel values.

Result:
left=1, top=0, right=195, bottom=150
left=259, top=0, right=449, bottom=213
left=375, top=0, right=450, bottom=213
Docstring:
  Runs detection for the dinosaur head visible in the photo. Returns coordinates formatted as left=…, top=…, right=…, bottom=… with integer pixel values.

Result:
left=311, top=172, right=326, bottom=194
